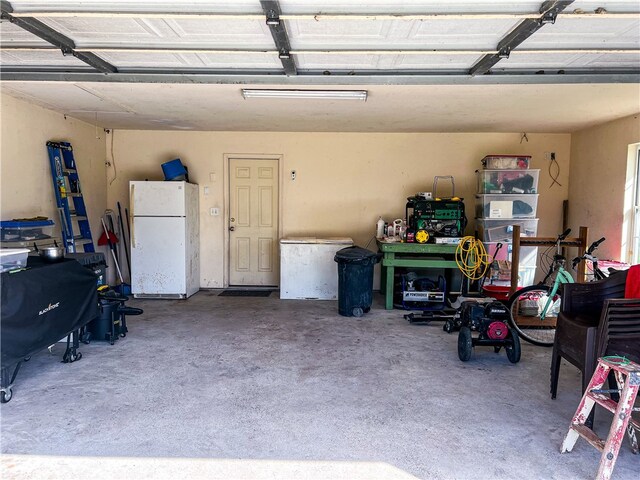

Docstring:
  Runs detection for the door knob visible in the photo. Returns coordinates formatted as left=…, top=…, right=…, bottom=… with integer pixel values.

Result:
left=229, top=226, right=235, bottom=231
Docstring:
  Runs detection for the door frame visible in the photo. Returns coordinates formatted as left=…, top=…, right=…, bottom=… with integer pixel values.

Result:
left=223, top=153, right=283, bottom=288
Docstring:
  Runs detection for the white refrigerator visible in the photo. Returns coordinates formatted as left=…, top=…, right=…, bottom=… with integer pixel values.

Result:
left=130, top=181, right=200, bottom=299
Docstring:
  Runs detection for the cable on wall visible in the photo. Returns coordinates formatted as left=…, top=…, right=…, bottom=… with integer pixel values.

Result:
left=548, top=152, right=562, bottom=188
left=108, top=129, right=117, bottom=186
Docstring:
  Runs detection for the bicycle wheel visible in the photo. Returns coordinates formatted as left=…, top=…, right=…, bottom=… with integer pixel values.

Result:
left=507, top=285, right=561, bottom=347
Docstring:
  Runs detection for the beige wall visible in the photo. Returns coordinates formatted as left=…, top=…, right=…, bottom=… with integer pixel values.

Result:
left=0, top=93, right=107, bottom=254
left=569, top=113, right=640, bottom=261
left=8, top=89, right=640, bottom=284
left=107, top=130, right=570, bottom=288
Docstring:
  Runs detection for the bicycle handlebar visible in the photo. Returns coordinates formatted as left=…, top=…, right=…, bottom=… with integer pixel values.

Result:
left=571, top=237, right=606, bottom=269
left=587, top=237, right=606, bottom=254
left=558, top=228, right=571, bottom=242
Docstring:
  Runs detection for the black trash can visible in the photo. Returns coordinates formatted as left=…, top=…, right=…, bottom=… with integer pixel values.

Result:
left=334, top=246, right=382, bottom=317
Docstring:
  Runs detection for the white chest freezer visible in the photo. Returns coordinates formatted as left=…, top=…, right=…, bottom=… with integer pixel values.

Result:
left=280, top=237, right=353, bottom=300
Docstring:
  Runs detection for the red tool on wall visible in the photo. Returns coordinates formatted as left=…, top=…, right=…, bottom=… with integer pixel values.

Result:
left=100, top=217, right=124, bottom=284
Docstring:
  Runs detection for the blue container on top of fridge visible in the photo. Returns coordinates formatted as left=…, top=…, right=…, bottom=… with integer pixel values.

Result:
left=161, top=158, right=187, bottom=181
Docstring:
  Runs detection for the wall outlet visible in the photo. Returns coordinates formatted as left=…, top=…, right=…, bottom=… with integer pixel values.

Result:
left=203, top=186, right=210, bottom=195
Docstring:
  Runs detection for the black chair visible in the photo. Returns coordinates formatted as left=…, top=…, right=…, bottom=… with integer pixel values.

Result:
left=550, top=270, right=628, bottom=399
left=595, top=298, right=640, bottom=367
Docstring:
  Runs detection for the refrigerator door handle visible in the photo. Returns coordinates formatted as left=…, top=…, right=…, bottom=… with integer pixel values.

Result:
left=130, top=184, right=135, bottom=247
left=130, top=184, right=135, bottom=218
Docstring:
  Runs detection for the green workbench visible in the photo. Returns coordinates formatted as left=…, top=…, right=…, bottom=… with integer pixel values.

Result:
left=377, top=240, right=459, bottom=310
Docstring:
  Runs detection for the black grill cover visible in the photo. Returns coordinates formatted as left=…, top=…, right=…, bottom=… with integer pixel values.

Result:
left=1, top=257, right=98, bottom=382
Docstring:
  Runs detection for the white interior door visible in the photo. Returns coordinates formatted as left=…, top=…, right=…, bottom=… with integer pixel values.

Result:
left=229, top=158, right=279, bottom=286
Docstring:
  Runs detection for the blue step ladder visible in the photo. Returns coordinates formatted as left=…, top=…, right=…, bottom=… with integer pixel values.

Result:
left=46, top=141, right=95, bottom=253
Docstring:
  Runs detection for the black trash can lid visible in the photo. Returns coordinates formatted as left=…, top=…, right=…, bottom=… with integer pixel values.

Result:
left=334, top=246, right=381, bottom=264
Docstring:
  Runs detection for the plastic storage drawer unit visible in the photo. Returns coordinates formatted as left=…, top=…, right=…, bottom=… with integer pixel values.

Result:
left=476, top=218, right=539, bottom=242
left=475, top=194, right=539, bottom=219
left=484, top=265, right=537, bottom=289
left=476, top=169, right=540, bottom=194
left=0, top=219, right=54, bottom=241
left=485, top=242, right=538, bottom=268
left=481, top=155, right=531, bottom=170
left=0, top=248, right=30, bottom=272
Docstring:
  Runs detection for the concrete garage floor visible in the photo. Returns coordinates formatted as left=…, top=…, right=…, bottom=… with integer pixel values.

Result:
left=1, top=291, right=638, bottom=480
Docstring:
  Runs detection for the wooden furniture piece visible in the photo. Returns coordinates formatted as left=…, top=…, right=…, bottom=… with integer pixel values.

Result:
left=376, top=240, right=458, bottom=310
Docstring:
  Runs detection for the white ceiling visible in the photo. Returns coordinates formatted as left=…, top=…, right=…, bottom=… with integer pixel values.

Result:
left=2, top=81, right=638, bottom=133
left=0, top=1, right=638, bottom=132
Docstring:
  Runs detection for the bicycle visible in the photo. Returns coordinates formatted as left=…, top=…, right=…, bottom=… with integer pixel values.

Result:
left=506, top=229, right=575, bottom=347
left=571, top=237, right=607, bottom=280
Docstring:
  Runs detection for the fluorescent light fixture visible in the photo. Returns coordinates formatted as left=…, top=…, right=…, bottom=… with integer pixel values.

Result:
left=241, top=89, right=368, bottom=101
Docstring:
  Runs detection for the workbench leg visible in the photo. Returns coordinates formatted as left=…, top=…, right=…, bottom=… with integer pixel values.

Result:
left=385, top=255, right=395, bottom=310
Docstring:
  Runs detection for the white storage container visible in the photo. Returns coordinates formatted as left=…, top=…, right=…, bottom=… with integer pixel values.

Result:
left=481, top=155, right=531, bottom=170
left=0, top=248, right=30, bottom=272
left=0, top=220, right=55, bottom=241
left=485, top=265, right=537, bottom=288
left=476, top=169, right=540, bottom=194
left=475, top=194, right=539, bottom=219
left=519, top=266, right=537, bottom=286
left=485, top=242, right=538, bottom=268
left=476, top=218, right=539, bottom=242
left=280, top=237, right=353, bottom=300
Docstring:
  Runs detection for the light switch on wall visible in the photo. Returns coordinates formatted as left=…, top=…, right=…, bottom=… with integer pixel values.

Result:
left=203, top=186, right=210, bottom=195
left=210, top=207, right=219, bottom=216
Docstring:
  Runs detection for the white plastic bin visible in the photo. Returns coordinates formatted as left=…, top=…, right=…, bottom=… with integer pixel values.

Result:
left=476, top=169, right=540, bottom=194
left=485, top=243, right=538, bottom=268
left=0, top=248, right=30, bottom=272
left=481, top=155, right=531, bottom=170
left=0, top=220, right=55, bottom=241
left=475, top=194, right=539, bottom=219
left=476, top=218, right=539, bottom=242
left=484, top=266, right=537, bottom=288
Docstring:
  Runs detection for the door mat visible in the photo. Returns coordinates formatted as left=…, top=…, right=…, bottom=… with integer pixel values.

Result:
left=218, top=290, right=272, bottom=297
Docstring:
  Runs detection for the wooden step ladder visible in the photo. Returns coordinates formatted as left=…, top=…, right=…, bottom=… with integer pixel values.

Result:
left=561, top=357, right=640, bottom=480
